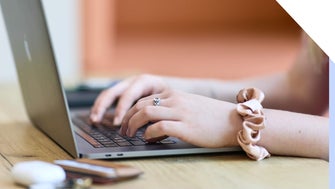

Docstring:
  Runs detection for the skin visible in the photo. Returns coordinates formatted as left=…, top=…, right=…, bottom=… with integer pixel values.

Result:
left=90, top=31, right=329, bottom=160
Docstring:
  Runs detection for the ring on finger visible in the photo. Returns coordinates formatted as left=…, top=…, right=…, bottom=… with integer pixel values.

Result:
left=153, top=97, right=161, bottom=106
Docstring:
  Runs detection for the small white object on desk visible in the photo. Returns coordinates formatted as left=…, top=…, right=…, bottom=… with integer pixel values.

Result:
left=11, top=160, right=66, bottom=187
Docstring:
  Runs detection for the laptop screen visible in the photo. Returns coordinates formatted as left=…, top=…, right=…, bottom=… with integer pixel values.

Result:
left=0, top=0, right=78, bottom=157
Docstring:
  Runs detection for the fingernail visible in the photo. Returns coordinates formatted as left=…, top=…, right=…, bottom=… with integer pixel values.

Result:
left=113, top=117, right=121, bottom=126
left=90, top=114, right=98, bottom=122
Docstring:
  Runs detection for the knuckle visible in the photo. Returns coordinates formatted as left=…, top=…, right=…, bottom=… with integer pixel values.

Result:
left=142, top=106, right=153, bottom=117
left=133, top=102, right=143, bottom=112
left=156, top=121, right=168, bottom=133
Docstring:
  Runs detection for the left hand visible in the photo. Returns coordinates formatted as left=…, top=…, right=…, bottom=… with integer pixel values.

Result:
left=120, top=89, right=241, bottom=148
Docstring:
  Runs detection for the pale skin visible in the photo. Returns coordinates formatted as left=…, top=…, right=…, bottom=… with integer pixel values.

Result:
left=90, top=31, right=329, bottom=161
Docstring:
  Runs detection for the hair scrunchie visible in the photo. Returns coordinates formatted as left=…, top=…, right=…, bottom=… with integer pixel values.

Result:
left=236, top=88, right=270, bottom=161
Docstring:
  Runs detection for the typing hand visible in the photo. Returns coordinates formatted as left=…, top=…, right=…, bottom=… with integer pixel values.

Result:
left=90, top=74, right=170, bottom=126
left=120, top=89, right=240, bottom=147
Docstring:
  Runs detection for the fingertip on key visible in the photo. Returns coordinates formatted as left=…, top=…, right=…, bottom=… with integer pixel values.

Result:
left=90, top=114, right=101, bottom=123
left=113, top=116, right=121, bottom=126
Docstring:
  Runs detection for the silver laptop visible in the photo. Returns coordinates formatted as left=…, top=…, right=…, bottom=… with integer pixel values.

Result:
left=0, top=0, right=240, bottom=159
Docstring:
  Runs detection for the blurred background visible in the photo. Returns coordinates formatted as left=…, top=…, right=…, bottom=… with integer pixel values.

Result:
left=0, top=0, right=301, bottom=87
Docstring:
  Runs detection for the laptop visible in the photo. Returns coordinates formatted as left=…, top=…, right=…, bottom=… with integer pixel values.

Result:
left=0, top=0, right=240, bottom=159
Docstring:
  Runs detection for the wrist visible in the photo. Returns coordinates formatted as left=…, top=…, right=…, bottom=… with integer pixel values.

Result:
left=225, top=107, right=243, bottom=147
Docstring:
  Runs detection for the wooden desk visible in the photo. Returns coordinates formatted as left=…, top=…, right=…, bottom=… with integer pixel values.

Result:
left=0, top=84, right=328, bottom=189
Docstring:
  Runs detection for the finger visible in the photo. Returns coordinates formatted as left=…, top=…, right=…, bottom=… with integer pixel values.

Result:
left=125, top=106, right=179, bottom=137
left=120, top=95, right=166, bottom=135
left=136, top=92, right=170, bottom=105
left=126, top=106, right=177, bottom=136
left=113, top=77, right=166, bottom=125
left=90, top=81, right=128, bottom=123
left=145, top=135, right=168, bottom=143
left=113, top=87, right=144, bottom=126
left=143, top=121, right=188, bottom=141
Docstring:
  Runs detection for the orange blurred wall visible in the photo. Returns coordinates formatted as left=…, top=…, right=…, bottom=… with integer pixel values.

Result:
left=81, top=0, right=301, bottom=79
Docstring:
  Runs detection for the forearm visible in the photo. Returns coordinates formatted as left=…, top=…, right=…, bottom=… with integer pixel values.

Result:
left=258, top=109, right=329, bottom=160
left=162, top=73, right=293, bottom=107
left=178, top=84, right=329, bottom=160
left=163, top=76, right=244, bottom=102
left=164, top=67, right=328, bottom=115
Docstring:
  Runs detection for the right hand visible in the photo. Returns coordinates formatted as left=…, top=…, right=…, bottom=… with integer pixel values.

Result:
left=119, top=89, right=240, bottom=147
left=90, top=74, right=170, bottom=125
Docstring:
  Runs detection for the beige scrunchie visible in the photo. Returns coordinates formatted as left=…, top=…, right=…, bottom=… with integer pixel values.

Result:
left=236, top=88, right=270, bottom=161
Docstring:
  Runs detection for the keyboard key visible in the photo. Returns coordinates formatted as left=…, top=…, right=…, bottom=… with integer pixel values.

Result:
left=73, top=114, right=177, bottom=148
left=130, top=140, right=146, bottom=146
left=117, top=141, right=132, bottom=147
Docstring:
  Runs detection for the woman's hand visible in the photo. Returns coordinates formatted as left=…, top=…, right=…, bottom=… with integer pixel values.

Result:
left=90, top=74, right=170, bottom=125
left=120, top=89, right=241, bottom=148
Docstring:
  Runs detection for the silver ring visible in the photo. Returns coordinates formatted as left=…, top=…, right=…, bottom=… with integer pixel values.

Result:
left=153, top=97, right=161, bottom=106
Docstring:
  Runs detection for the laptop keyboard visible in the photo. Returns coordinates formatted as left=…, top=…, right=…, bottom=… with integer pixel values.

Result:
left=72, top=114, right=176, bottom=148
